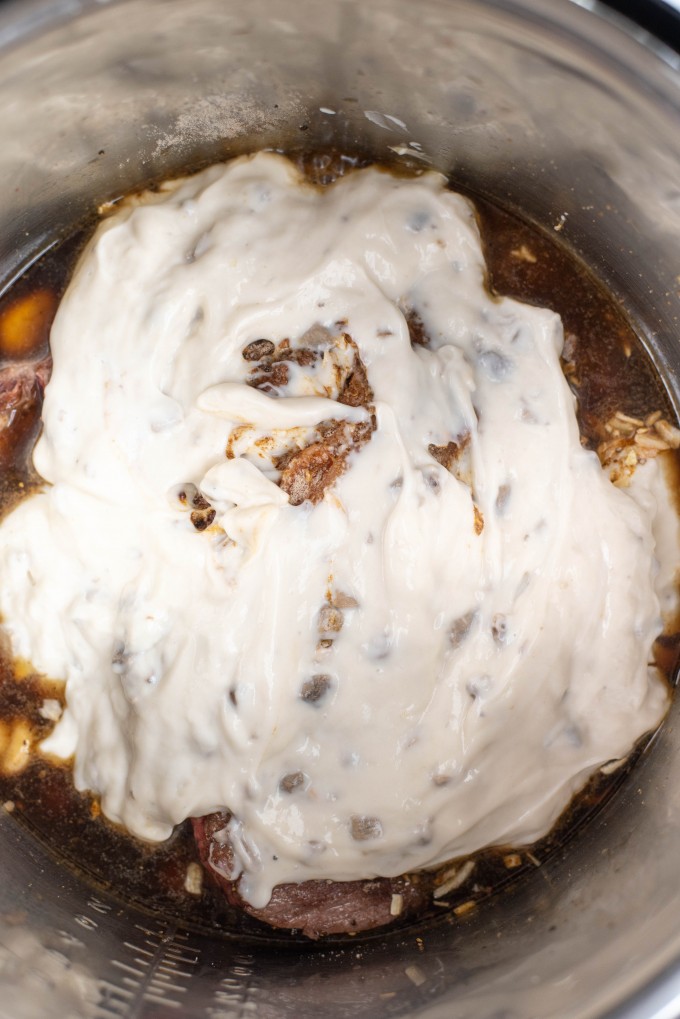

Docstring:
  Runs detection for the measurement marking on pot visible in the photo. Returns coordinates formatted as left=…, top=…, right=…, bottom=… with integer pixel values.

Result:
left=208, top=953, right=258, bottom=1018
left=95, top=924, right=200, bottom=1016
left=56, top=928, right=84, bottom=949
left=111, top=960, right=146, bottom=979
left=74, top=912, right=98, bottom=931
left=87, top=895, right=113, bottom=915
left=120, top=979, right=144, bottom=993
left=94, top=979, right=134, bottom=1018
left=143, top=993, right=181, bottom=1010
left=124, top=940, right=155, bottom=966
left=157, top=966, right=193, bottom=983
left=165, top=944, right=199, bottom=962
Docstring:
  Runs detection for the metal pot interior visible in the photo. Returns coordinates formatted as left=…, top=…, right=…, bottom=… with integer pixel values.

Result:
left=0, top=2, right=678, bottom=1017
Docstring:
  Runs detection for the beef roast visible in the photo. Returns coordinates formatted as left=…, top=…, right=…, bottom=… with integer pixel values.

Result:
left=0, top=357, right=51, bottom=465
left=192, top=811, right=428, bottom=939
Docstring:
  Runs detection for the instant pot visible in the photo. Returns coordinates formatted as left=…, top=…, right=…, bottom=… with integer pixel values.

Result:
left=0, top=0, right=679, bottom=1016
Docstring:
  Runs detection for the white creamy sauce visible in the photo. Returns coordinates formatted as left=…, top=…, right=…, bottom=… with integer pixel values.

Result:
left=0, top=152, right=673, bottom=908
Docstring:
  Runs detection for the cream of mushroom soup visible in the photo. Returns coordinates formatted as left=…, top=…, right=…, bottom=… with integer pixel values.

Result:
left=0, top=151, right=675, bottom=913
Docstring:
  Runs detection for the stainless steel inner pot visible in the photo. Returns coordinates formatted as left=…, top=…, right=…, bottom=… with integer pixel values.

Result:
left=0, top=1, right=679, bottom=1017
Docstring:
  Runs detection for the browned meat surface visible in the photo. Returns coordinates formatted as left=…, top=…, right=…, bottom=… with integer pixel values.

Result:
left=337, top=347, right=372, bottom=408
left=241, top=329, right=376, bottom=506
left=429, top=434, right=482, bottom=533
left=429, top=434, right=472, bottom=489
left=0, top=357, right=51, bottom=464
left=248, top=360, right=290, bottom=393
left=246, top=337, right=319, bottom=394
left=428, top=441, right=460, bottom=472
left=278, top=418, right=374, bottom=506
left=192, top=811, right=428, bottom=939
left=405, top=308, right=430, bottom=348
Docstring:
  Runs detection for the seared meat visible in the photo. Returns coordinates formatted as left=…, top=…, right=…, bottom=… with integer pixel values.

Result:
left=0, top=357, right=51, bottom=464
left=278, top=418, right=374, bottom=506
left=238, top=329, right=376, bottom=507
left=192, top=811, right=428, bottom=939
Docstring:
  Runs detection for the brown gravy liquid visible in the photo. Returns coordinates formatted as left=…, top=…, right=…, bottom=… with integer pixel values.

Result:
left=0, top=152, right=677, bottom=944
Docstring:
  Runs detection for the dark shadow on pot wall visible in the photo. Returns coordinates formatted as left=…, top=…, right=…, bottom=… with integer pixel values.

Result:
left=601, top=0, right=680, bottom=51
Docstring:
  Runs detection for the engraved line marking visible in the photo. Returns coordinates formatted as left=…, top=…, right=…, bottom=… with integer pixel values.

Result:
left=151, top=973, right=189, bottom=989
left=164, top=947, right=200, bottom=963
left=109, top=923, right=195, bottom=1013
left=93, top=998, right=130, bottom=1010
left=97, top=981, right=134, bottom=999
left=209, top=959, right=257, bottom=1017
left=157, top=957, right=178, bottom=968
left=123, top=941, right=155, bottom=957
left=87, top=897, right=113, bottom=915
left=158, top=967, right=193, bottom=980
left=74, top=913, right=98, bottom=931
left=94, top=979, right=137, bottom=1019
left=207, top=1002, right=259, bottom=1017
left=143, top=993, right=181, bottom=1009
left=120, top=977, right=145, bottom=991
left=111, top=960, right=146, bottom=978
left=163, top=958, right=199, bottom=970
left=149, top=983, right=188, bottom=997
left=56, top=929, right=85, bottom=949
left=134, top=923, right=167, bottom=936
